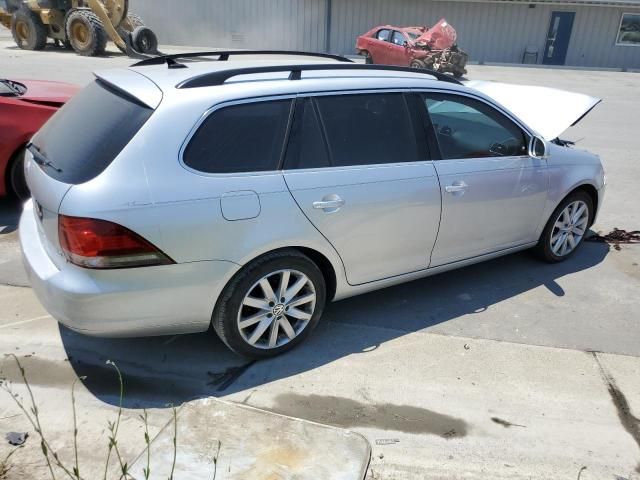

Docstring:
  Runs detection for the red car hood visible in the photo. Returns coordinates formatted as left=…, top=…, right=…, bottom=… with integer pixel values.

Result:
left=415, top=18, right=457, bottom=50
left=17, top=79, right=80, bottom=104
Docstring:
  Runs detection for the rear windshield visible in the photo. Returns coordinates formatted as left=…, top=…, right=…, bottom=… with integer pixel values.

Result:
left=31, top=80, right=153, bottom=184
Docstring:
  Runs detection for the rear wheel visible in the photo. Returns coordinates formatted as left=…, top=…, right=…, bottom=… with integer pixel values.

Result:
left=535, top=191, right=593, bottom=262
left=11, top=7, right=47, bottom=51
left=8, top=148, right=30, bottom=201
left=213, top=250, right=326, bottom=358
left=362, top=50, right=373, bottom=64
left=65, top=9, right=107, bottom=56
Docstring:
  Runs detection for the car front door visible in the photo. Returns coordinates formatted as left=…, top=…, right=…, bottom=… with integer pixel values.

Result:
left=283, top=93, right=441, bottom=285
left=418, top=91, right=549, bottom=266
left=389, top=31, right=410, bottom=65
left=371, top=28, right=392, bottom=64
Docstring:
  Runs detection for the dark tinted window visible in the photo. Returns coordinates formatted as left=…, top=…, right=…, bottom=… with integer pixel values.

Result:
left=422, top=93, right=528, bottom=159
left=315, top=94, right=422, bottom=167
left=31, top=80, right=153, bottom=184
left=391, top=31, right=407, bottom=45
left=184, top=100, right=292, bottom=174
left=284, top=98, right=330, bottom=170
left=376, top=29, right=391, bottom=41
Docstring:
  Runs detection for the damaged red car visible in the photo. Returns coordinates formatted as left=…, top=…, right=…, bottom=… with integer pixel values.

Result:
left=0, top=78, right=78, bottom=200
left=356, top=19, right=468, bottom=77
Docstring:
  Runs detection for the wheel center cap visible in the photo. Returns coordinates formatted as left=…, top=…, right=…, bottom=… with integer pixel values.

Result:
left=272, top=304, right=285, bottom=316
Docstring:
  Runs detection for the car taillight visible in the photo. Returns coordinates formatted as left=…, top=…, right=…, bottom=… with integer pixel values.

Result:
left=58, top=215, right=174, bottom=269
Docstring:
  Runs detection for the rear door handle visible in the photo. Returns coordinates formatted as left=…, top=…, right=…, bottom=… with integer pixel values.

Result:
left=445, top=181, right=468, bottom=194
left=313, top=195, right=345, bottom=212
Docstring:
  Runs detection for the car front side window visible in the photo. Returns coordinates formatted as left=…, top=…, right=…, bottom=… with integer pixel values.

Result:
left=391, top=31, right=407, bottom=46
left=422, top=93, right=528, bottom=160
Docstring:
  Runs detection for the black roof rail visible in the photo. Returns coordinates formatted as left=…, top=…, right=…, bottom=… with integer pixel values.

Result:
left=132, top=50, right=354, bottom=68
left=176, top=63, right=463, bottom=89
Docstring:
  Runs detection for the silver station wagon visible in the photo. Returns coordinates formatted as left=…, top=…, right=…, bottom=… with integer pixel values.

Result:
left=20, top=52, right=605, bottom=358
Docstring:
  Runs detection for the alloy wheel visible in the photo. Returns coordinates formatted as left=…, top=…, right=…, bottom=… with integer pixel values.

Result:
left=550, top=200, right=589, bottom=256
left=237, top=269, right=316, bottom=350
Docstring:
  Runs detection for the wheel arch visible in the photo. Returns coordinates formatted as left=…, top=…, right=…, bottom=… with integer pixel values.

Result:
left=556, top=182, right=599, bottom=227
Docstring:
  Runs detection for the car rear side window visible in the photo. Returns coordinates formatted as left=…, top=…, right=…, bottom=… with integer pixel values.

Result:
left=184, top=99, right=292, bottom=174
left=31, top=80, right=153, bottom=184
left=421, top=93, right=528, bottom=159
left=376, top=29, right=391, bottom=41
left=314, top=93, right=423, bottom=167
left=284, top=98, right=330, bottom=170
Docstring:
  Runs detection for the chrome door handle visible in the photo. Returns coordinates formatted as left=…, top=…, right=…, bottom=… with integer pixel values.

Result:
left=313, top=195, right=345, bottom=212
left=445, top=181, right=468, bottom=194
left=313, top=199, right=345, bottom=209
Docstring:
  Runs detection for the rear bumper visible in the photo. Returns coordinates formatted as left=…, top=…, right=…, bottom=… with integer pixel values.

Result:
left=19, top=201, right=240, bottom=337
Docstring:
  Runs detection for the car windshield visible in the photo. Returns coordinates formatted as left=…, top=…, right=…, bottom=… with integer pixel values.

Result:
left=0, top=79, right=26, bottom=97
left=406, top=32, right=420, bottom=41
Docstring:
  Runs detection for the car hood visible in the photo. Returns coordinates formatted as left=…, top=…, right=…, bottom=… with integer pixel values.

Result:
left=464, top=80, right=601, bottom=141
left=17, top=79, right=80, bottom=105
left=414, top=18, right=457, bottom=50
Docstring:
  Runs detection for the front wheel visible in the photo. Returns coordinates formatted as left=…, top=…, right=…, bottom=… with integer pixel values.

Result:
left=65, top=9, right=107, bottom=56
left=535, top=191, right=593, bottom=262
left=213, top=250, right=326, bottom=358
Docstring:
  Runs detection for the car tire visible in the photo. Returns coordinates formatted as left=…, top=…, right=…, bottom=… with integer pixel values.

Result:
left=131, top=26, right=158, bottom=54
left=410, top=59, right=426, bottom=69
left=65, top=9, right=107, bottom=57
left=362, top=51, right=373, bottom=64
left=212, top=249, right=327, bottom=359
left=535, top=190, right=594, bottom=263
left=11, top=7, right=48, bottom=51
left=8, top=148, right=30, bottom=201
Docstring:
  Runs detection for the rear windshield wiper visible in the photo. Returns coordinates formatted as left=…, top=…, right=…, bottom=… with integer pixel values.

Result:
left=27, top=143, right=63, bottom=173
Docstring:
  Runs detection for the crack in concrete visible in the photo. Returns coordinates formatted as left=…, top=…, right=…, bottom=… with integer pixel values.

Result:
left=590, top=351, right=640, bottom=473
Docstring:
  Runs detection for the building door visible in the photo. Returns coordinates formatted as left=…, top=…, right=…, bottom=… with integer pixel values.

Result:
left=543, top=12, right=575, bottom=65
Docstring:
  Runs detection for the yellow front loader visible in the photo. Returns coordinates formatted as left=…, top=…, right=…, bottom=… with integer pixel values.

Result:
left=0, top=0, right=159, bottom=57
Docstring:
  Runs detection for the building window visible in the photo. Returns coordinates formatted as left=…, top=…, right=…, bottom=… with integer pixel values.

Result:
left=616, top=13, right=640, bottom=46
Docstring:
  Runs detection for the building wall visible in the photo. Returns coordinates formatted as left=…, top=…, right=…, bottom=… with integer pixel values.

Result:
left=133, top=0, right=327, bottom=51
left=330, top=0, right=640, bottom=68
left=131, top=0, right=640, bottom=69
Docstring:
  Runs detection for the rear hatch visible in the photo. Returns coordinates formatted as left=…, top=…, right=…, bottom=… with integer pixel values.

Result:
left=25, top=70, right=161, bottom=268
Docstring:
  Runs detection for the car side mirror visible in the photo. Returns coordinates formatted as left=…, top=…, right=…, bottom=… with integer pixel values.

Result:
left=529, top=136, right=547, bottom=159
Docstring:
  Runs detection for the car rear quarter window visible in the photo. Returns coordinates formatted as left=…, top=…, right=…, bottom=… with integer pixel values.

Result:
left=314, top=93, right=423, bottom=167
left=31, top=80, right=153, bottom=184
left=184, top=99, right=292, bottom=174
left=422, top=93, right=528, bottom=159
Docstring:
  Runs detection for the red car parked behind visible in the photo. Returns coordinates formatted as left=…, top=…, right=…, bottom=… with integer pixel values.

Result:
left=0, top=78, right=78, bottom=200
left=356, top=19, right=468, bottom=77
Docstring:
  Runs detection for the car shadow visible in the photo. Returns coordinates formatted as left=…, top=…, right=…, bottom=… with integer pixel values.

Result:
left=59, top=241, right=610, bottom=408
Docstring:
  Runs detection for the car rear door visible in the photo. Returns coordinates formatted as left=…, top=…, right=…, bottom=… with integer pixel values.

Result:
left=417, top=91, right=549, bottom=266
left=283, top=92, right=442, bottom=286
